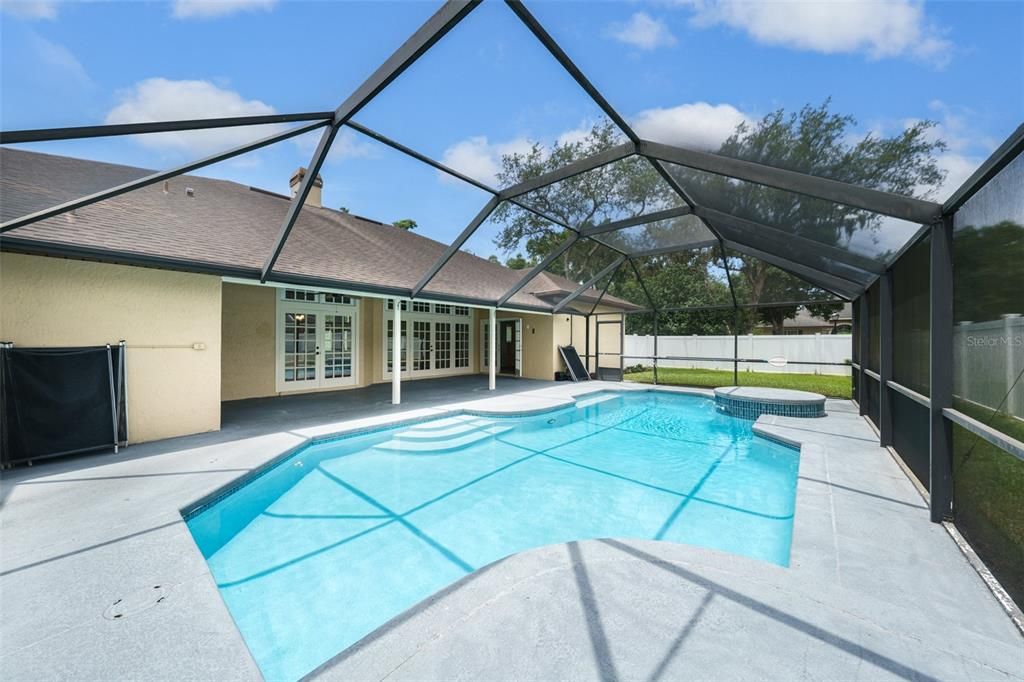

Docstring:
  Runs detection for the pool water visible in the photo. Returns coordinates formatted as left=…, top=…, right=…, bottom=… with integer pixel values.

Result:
left=186, top=391, right=799, bottom=681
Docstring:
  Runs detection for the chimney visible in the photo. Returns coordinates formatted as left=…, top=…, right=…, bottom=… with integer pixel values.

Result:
left=289, top=167, right=323, bottom=208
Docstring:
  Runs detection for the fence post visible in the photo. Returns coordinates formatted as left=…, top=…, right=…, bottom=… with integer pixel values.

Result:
left=653, top=313, right=659, bottom=385
left=1006, top=314, right=1021, bottom=417
left=930, top=215, right=954, bottom=522
left=879, top=271, right=894, bottom=447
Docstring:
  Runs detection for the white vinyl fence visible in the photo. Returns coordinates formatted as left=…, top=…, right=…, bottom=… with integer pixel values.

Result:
left=625, top=334, right=852, bottom=376
left=954, top=315, right=1024, bottom=417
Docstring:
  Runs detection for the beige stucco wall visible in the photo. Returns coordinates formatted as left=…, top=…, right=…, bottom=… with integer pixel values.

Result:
left=474, top=310, right=557, bottom=381
left=0, top=253, right=222, bottom=443
left=221, top=283, right=276, bottom=401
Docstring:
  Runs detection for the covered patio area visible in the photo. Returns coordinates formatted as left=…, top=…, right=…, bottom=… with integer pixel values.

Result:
left=220, top=375, right=555, bottom=441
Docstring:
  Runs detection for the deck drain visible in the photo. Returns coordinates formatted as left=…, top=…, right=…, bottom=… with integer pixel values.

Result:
left=103, top=584, right=168, bottom=620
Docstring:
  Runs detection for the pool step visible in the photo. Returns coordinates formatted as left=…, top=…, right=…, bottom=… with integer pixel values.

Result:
left=390, top=420, right=499, bottom=442
left=402, top=415, right=488, bottom=432
left=574, top=393, right=620, bottom=410
left=376, top=423, right=514, bottom=453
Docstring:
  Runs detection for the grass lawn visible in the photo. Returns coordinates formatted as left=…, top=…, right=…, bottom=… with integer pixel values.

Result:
left=624, top=366, right=852, bottom=399
left=950, top=398, right=1024, bottom=606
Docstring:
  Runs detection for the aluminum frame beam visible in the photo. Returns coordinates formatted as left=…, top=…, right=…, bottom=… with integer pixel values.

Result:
left=342, top=119, right=604, bottom=250
left=629, top=240, right=720, bottom=259
left=587, top=261, right=623, bottom=317
left=0, top=119, right=329, bottom=234
left=411, top=196, right=502, bottom=297
left=497, top=143, right=636, bottom=199
left=929, top=216, right=954, bottom=521
left=640, top=140, right=943, bottom=225
left=0, top=112, right=334, bottom=145
left=261, top=0, right=481, bottom=282
left=709, top=217, right=876, bottom=286
left=722, top=239, right=860, bottom=299
left=505, top=0, right=640, bottom=146
left=627, top=257, right=658, bottom=312
left=580, top=206, right=693, bottom=237
left=695, top=206, right=883, bottom=276
left=553, top=255, right=626, bottom=313
left=497, top=233, right=579, bottom=307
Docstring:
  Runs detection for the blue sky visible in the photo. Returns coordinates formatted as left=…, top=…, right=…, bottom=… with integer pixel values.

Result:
left=2, top=0, right=1022, bottom=258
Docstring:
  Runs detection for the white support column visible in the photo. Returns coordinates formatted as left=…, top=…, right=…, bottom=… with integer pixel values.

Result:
left=392, top=302, right=401, bottom=405
left=489, top=307, right=497, bottom=391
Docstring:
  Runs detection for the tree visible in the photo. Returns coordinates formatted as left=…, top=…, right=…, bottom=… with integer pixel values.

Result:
left=505, top=253, right=530, bottom=270
left=392, top=218, right=417, bottom=230
left=490, top=102, right=946, bottom=335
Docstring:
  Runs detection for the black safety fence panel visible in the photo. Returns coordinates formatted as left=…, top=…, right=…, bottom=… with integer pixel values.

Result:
left=866, top=376, right=881, bottom=429
left=890, top=391, right=930, bottom=489
left=1, top=344, right=126, bottom=466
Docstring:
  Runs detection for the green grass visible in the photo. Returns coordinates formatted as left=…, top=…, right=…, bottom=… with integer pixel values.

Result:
left=624, top=366, right=852, bottom=399
left=951, top=398, right=1024, bottom=606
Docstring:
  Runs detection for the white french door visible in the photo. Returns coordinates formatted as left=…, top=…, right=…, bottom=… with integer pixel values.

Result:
left=277, top=302, right=358, bottom=392
left=383, top=301, right=473, bottom=379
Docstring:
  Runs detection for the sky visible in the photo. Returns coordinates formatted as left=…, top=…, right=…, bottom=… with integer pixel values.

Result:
left=2, top=0, right=1022, bottom=258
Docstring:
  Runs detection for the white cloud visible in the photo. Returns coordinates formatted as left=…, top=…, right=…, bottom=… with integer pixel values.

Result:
left=607, top=12, right=677, bottom=50
left=0, top=0, right=58, bottom=19
left=105, top=78, right=279, bottom=156
left=171, top=0, right=276, bottom=20
left=29, top=32, right=91, bottom=87
left=632, top=101, right=750, bottom=150
left=674, top=0, right=951, bottom=65
left=439, top=136, right=535, bottom=186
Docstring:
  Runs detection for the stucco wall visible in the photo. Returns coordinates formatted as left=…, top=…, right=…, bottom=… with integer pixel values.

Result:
left=475, top=311, right=557, bottom=381
left=221, top=283, right=276, bottom=401
left=0, top=253, right=222, bottom=442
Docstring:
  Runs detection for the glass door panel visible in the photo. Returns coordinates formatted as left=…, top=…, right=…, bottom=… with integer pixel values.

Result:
left=323, top=313, right=354, bottom=386
left=283, top=311, right=318, bottom=388
left=386, top=319, right=407, bottom=374
left=435, top=322, right=452, bottom=370
left=412, top=320, right=432, bottom=372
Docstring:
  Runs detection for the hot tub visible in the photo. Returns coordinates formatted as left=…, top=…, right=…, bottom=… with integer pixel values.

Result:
left=714, top=386, right=826, bottom=419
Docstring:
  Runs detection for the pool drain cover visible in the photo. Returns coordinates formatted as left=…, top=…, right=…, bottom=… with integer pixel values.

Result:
left=103, top=584, right=168, bottom=620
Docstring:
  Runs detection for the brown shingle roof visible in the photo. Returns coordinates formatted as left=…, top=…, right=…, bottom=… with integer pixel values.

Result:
left=0, top=148, right=637, bottom=312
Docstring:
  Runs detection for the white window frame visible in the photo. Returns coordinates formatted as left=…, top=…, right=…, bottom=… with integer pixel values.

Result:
left=383, top=299, right=475, bottom=380
left=276, top=289, right=360, bottom=393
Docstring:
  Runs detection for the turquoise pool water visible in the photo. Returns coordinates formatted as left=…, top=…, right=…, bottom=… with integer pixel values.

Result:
left=186, top=391, right=799, bottom=681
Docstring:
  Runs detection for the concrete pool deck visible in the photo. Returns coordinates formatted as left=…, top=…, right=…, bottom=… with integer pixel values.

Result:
left=1, top=378, right=1021, bottom=680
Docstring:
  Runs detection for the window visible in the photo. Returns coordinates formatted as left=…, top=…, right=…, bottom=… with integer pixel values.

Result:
left=412, top=301, right=431, bottom=313
left=434, top=304, right=452, bottom=315
left=455, top=323, right=470, bottom=368
left=323, top=293, right=353, bottom=305
left=386, top=299, right=408, bottom=311
left=454, top=306, right=470, bottom=316
left=284, top=289, right=317, bottom=302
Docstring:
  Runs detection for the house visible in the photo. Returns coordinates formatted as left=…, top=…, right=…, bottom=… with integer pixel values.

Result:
left=0, top=148, right=635, bottom=443
left=753, top=303, right=853, bottom=335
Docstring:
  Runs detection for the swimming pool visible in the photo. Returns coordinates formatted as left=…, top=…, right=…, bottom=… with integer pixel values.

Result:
left=186, top=390, right=799, bottom=681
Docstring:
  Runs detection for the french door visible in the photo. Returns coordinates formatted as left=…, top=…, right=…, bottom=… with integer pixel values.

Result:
left=384, top=305, right=472, bottom=378
left=277, top=304, right=357, bottom=392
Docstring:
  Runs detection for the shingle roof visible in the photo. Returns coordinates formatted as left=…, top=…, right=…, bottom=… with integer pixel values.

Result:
left=0, top=148, right=637, bottom=312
